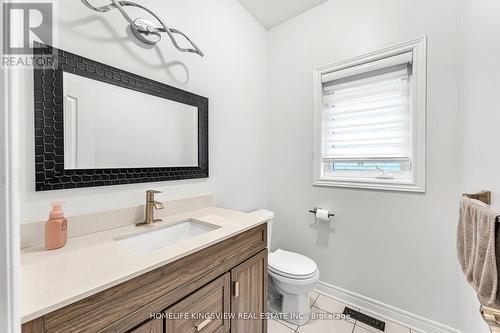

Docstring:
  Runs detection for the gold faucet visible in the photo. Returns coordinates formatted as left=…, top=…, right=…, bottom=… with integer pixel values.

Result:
left=136, top=190, right=164, bottom=227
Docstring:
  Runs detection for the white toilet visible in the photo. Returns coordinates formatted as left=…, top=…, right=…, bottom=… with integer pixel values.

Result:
left=251, top=210, right=320, bottom=325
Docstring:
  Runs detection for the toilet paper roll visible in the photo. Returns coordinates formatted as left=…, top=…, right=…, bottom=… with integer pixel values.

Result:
left=315, top=209, right=331, bottom=221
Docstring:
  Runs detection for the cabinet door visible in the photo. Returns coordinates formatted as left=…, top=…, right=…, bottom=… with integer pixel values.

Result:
left=231, top=250, right=268, bottom=333
left=128, top=319, right=163, bottom=333
left=166, top=273, right=231, bottom=333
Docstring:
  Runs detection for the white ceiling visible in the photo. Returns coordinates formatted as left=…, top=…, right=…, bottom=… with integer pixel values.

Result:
left=238, top=0, right=328, bottom=29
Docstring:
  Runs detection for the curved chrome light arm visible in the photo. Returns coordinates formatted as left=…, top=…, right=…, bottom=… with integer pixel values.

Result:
left=81, top=0, right=204, bottom=57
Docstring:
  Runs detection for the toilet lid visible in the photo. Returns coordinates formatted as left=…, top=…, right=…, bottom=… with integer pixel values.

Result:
left=268, top=249, right=318, bottom=279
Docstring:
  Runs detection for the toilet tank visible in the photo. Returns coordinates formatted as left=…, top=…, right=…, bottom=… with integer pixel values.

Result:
left=250, top=209, right=274, bottom=249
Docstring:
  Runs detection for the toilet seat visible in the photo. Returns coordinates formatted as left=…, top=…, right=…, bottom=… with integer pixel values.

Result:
left=268, top=249, right=318, bottom=280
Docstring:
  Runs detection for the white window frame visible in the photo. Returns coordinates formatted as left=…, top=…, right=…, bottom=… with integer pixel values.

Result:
left=313, top=37, right=427, bottom=192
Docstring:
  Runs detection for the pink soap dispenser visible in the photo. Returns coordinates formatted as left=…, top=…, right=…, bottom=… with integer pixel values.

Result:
left=45, top=202, right=68, bottom=250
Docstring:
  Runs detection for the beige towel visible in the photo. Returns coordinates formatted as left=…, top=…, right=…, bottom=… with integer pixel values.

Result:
left=457, top=197, right=500, bottom=306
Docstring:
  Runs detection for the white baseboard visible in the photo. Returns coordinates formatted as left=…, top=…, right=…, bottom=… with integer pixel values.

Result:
left=316, top=281, right=460, bottom=333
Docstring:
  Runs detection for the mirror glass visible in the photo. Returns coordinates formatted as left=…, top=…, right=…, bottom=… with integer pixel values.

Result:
left=62, top=72, right=198, bottom=169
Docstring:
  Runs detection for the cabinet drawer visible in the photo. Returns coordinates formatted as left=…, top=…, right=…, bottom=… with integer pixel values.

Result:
left=166, top=273, right=231, bottom=333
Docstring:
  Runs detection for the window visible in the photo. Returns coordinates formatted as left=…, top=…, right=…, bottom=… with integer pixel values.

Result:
left=313, top=37, right=426, bottom=192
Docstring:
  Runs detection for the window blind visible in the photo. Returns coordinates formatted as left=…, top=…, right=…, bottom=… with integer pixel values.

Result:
left=321, top=52, right=413, bottom=83
left=322, top=63, right=411, bottom=161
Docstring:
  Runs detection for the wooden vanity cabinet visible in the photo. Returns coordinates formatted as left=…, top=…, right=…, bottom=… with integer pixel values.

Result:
left=162, top=252, right=268, bottom=333
left=165, top=273, right=231, bottom=333
left=22, top=224, right=267, bottom=333
left=231, top=250, right=268, bottom=333
left=128, top=320, right=163, bottom=333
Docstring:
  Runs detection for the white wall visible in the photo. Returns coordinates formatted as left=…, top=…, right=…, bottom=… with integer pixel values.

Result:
left=0, top=67, right=8, bottom=333
left=1, top=6, right=21, bottom=328
left=0, top=68, right=14, bottom=333
left=459, top=0, right=500, bottom=331
left=268, top=0, right=462, bottom=328
left=18, top=0, right=269, bottom=223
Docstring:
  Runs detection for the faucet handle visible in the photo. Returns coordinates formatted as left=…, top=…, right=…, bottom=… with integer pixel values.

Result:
left=147, top=190, right=162, bottom=194
left=146, top=190, right=162, bottom=201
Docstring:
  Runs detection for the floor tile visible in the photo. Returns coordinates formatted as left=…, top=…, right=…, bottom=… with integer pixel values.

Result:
left=310, top=290, right=320, bottom=306
left=276, top=318, right=299, bottom=331
left=271, top=291, right=413, bottom=333
left=268, top=319, right=296, bottom=333
left=297, top=306, right=355, bottom=333
left=313, top=294, right=356, bottom=323
left=355, top=310, right=410, bottom=333
left=353, top=325, right=373, bottom=333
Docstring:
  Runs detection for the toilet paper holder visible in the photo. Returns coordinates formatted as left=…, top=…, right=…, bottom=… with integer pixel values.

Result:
left=309, top=207, right=335, bottom=218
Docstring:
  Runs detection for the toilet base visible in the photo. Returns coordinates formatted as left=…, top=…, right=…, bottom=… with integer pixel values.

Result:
left=268, top=274, right=318, bottom=326
left=282, top=293, right=312, bottom=325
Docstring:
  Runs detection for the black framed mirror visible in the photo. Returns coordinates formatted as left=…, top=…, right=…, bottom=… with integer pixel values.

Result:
left=33, top=44, right=208, bottom=191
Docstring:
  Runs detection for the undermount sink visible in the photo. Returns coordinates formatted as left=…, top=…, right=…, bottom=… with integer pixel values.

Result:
left=114, top=219, right=220, bottom=255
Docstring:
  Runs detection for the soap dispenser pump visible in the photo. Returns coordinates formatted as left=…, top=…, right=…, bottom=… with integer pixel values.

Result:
left=45, top=202, right=68, bottom=250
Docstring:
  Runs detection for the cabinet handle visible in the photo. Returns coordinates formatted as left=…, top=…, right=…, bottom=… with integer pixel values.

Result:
left=195, top=318, right=212, bottom=331
left=233, top=281, right=240, bottom=298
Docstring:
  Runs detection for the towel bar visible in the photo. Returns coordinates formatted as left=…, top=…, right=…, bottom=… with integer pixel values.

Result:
left=463, top=190, right=492, bottom=205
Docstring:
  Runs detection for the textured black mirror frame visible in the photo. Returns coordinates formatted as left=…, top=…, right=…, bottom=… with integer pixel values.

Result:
left=33, top=43, right=209, bottom=191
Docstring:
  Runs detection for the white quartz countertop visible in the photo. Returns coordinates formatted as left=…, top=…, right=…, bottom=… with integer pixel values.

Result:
left=21, top=207, right=267, bottom=323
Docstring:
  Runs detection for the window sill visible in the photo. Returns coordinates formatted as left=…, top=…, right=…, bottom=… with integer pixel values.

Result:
left=313, top=178, right=426, bottom=193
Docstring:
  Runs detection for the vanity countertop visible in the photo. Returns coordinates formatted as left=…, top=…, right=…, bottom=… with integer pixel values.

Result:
left=21, top=207, right=267, bottom=323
